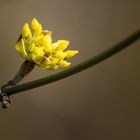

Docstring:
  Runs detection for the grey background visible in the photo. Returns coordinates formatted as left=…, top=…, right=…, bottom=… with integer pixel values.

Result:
left=0, top=0, right=140, bottom=140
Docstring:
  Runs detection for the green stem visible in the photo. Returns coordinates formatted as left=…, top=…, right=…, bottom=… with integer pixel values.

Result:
left=3, top=29, right=140, bottom=96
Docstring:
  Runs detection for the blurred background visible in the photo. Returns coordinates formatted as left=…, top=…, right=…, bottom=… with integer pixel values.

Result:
left=0, top=0, right=140, bottom=140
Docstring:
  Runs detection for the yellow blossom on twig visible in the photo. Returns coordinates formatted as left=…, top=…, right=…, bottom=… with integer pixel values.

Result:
left=16, top=18, right=78, bottom=70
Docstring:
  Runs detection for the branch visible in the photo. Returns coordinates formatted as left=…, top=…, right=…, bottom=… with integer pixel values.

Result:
left=2, top=29, right=140, bottom=96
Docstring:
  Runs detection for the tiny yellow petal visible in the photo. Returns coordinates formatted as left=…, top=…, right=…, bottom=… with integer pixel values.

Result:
left=44, top=57, right=58, bottom=67
left=31, top=18, right=42, bottom=34
left=39, top=57, right=59, bottom=70
left=56, top=40, right=69, bottom=51
left=65, top=50, right=79, bottom=58
left=44, top=46, right=52, bottom=53
left=28, top=43, right=36, bottom=52
left=32, top=47, right=44, bottom=56
left=31, top=18, right=40, bottom=29
left=59, top=60, right=71, bottom=68
left=15, top=39, right=31, bottom=60
left=47, top=65, right=59, bottom=70
left=47, top=31, right=52, bottom=36
left=30, top=53, right=43, bottom=65
left=36, top=24, right=42, bottom=35
left=45, top=32, right=52, bottom=46
left=54, top=51, right=66, bottom=59
left=38, top=33, right=52, bottom=47
left=51, top=42, right=59, bottom=51
left=22, top=23, right=32, bottom=39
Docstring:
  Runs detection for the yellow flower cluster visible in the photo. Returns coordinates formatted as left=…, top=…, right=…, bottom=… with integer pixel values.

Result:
left=16, top=18, right=78, bottom=70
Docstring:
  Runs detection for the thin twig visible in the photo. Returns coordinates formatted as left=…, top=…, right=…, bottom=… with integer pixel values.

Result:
left=2, top=29, right=140, bottom=96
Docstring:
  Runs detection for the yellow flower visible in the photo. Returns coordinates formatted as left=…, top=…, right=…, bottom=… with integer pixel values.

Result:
left=16, top=18, right=78, bottom=70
